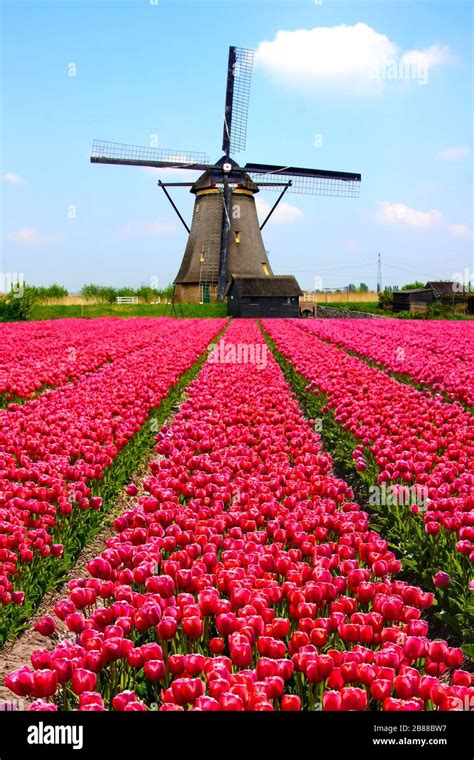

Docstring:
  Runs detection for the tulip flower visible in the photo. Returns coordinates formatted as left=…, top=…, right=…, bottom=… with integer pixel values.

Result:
left=71, top=669, right=97, bottom=696
left=29, top=700, right=58, bottom=712
left=32, top=669, right=58, bottom=698
left=281, top=694, right=302, bottom=711
left=144, top=660, right=166, bottom=682
left=34, top=615, right=57, bottom=637
left=433, top=571, right=450, bottom=588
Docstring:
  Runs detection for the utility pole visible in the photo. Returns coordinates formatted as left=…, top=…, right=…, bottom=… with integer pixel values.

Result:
left=377, top=253, right=382, bottom=293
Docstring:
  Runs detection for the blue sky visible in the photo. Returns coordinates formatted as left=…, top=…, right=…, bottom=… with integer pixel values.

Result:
left=1, top=0, right=472, bottom=292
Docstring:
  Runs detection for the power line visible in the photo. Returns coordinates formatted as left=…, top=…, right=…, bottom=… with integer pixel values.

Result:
left=383, top=263, right=438, bottom=277
left=275, top=262, right=374, bottom=273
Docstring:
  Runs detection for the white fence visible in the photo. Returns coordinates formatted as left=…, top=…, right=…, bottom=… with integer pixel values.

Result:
left=116, top=296, right=138, bottom=304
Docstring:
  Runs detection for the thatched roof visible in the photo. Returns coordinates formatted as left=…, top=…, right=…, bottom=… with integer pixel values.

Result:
left=426, top=281, right=456, bottom=297
left=394, top=289, right=432, bottom=296
left=226, top=275, right=303, bottom=298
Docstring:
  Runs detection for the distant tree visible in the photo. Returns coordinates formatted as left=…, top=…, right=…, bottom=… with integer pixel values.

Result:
left=116, top=286, right=136, bottom=298
left=30, top=283, right=69, bottom=301
left=81, top=284, right=117, bottom=302
left=347, top=283, right=357, bottom=292
left=158, top=283, right=174, bottom=299
left=0, top=285, right=37, bottom=321
left=401, top=281, right=425, bottom=291
left=378, top=290, right=393, bottom=311
left=81, top=282, right=174, bottom=303
left=45, top=283, right=68, bottom=298
left=137, top=286, right=155, bottom=303
left=359, top=283, right=369, bottom=292
left=81, top=284, right=101, bottom=300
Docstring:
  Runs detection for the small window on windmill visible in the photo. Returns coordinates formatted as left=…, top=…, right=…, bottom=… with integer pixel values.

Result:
left=195, top=204, right=200, bottom=214
left=235, top=231, right=241, bottom=244
left=262, top=263, right=269, bottom=276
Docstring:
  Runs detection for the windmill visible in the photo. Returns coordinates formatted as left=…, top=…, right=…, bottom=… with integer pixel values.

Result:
left=91, top=46, right=361, bottom=304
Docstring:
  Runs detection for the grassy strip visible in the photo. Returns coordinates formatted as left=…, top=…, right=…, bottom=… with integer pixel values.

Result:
left=259, top=322, right=474, bottom=654
left=0, top=384, right=55, bottom=410
left=0, top=323, right=228, bottom=646
left=29, top=303, right=228, bottom=320
left=293, top=321, right=473, bottom=415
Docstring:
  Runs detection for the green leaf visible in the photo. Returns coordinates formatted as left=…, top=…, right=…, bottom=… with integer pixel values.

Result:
left=435, top=611, right=463, bottom=637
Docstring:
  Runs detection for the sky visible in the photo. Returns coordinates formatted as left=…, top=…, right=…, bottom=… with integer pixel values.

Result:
left=1, top=0, right=473, bottom=293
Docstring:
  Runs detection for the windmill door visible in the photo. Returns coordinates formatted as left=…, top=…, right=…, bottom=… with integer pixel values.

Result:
left=202, top=284, right=210, bottom=303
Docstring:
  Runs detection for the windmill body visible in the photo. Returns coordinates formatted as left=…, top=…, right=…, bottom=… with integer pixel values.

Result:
left=174, top=161, right=272, bottom=303
left=91, top=46, right=361, bottom=307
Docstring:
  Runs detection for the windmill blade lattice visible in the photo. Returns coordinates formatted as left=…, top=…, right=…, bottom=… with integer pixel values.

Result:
left=91, top=140, right=210, bottom=170
left=245, top=162, right=361, bottom=198
left=251, top=173, right=361, bottom=197
left=222, top=47, right=254, bottom=155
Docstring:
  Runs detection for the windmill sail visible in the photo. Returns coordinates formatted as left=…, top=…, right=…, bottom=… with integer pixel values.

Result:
left=245, top=162, right=361, bottom=197
left=91, top=140, right=210, bottom=171
left=222, top=47, right=254, bottom=156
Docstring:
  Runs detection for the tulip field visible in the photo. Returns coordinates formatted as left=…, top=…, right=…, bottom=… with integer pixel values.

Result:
left=0, top=317, right=473, bottom=714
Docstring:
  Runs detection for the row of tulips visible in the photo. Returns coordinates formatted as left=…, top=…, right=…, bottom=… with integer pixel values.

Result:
left=0, top=317, right=191, bottom=403
left=263, top=319, right=474, bottom=567
left=0, top=319, right=226, bottom=621
left=261, top=319, right=473, bottom=645
left=296, top=318, right=474, bottom=408
left=6, top=320, right=471, bottom=711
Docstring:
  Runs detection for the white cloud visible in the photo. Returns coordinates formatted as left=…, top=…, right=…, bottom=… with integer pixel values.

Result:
left=447, top=223, right=471, bottom=238
left=119, top=219, right=177, bottom=239
left=256, top=197, right=303, bottom=225
left=400, top=44, right=454, bottom=70
left=376, top=201, right=442, bottom=229
left=254, top=24, right=455, bottom=95
left=6, top=228, right=65, bottom=244
left=7, top=227, right=40, bottom=243
left=437, top=145, right=470, bottom=160
left=2, top=172, right=27, bottom=185
left=376, top=202, right=471, bottom=239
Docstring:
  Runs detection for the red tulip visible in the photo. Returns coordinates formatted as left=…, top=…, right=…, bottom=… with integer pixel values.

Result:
left=281, top=694, right=301, bottom=711
left=32, top=669, right=58, bottom=698
left=341, top=687, right=368, bottom=711
left=144, top=660, right=166, bottom=682
left=72, top=669, right=97, bottom=695
left=34, top=615, right=56, bottom=637
left=112, top=690, right=138, bottom=711
left=182, top=616, right=203, bottom=639
left=4, top=667, right=33, bottom=697
left=323, top=690, right=342, bottom=710
left=371, top=679, right=392, bottom=701
left=433, top=571, right=450, bottom=588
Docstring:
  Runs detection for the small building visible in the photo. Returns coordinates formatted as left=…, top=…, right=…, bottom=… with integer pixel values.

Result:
left=392, top=288, right=434, bottom=313
left=226, top=275, right=303, bottom=318
left=392, top=281, right=470, bottom=314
